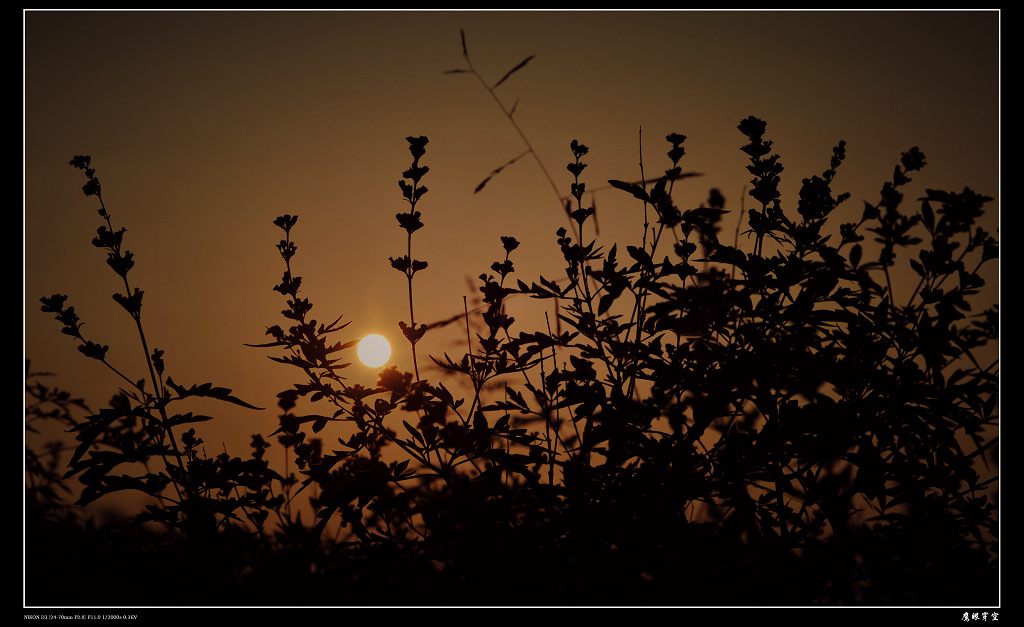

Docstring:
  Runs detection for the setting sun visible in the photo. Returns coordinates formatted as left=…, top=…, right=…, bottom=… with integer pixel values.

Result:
left=357, top=333, right=391, bottom=368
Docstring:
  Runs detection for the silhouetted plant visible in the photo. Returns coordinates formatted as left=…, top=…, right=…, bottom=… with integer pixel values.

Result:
left=27, top=112, right=997, bottom=605
left=243, top=117, right=997, bottom=605
left=28, top=157, right=294, bottom=605
left=25, top=360, right=89, bottom=519
left=445, top=28, right=582, bottom=238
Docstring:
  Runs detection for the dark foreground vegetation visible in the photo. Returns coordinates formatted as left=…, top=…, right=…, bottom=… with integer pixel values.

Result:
left=26, top=108, right=998, bottom=606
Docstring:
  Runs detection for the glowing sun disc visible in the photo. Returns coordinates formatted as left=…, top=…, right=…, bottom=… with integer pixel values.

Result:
left=357, top=334, right=391, bottom=368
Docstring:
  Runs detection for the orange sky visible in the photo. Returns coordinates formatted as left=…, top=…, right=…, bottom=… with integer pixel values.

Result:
left=24, top=10, right=1000, bottom=489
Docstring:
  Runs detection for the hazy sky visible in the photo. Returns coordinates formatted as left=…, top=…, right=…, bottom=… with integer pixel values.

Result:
left=24, top=10, right=1000, bottom=474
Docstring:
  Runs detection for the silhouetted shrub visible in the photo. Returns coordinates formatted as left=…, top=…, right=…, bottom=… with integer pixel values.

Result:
left=27, top=111, right=997, bottom=606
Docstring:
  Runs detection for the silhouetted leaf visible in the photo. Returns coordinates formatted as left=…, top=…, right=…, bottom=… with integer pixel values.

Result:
left=167, top=412, right=214, bottom=427
left=165, top=377, right=262, bottom=410
left=491, top=55, right=534, bottom=89
left=608, top=179, right=652, bottom=203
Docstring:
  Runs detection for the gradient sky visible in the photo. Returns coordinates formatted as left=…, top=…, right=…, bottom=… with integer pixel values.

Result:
left=24, top=10, right=1000, bottom=486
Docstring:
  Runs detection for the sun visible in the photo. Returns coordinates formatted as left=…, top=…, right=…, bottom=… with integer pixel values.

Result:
left=357, top=334, right=391, bottom=368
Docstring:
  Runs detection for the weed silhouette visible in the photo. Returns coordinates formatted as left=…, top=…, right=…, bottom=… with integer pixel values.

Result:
left=27, top=115, right=997, bottom=606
